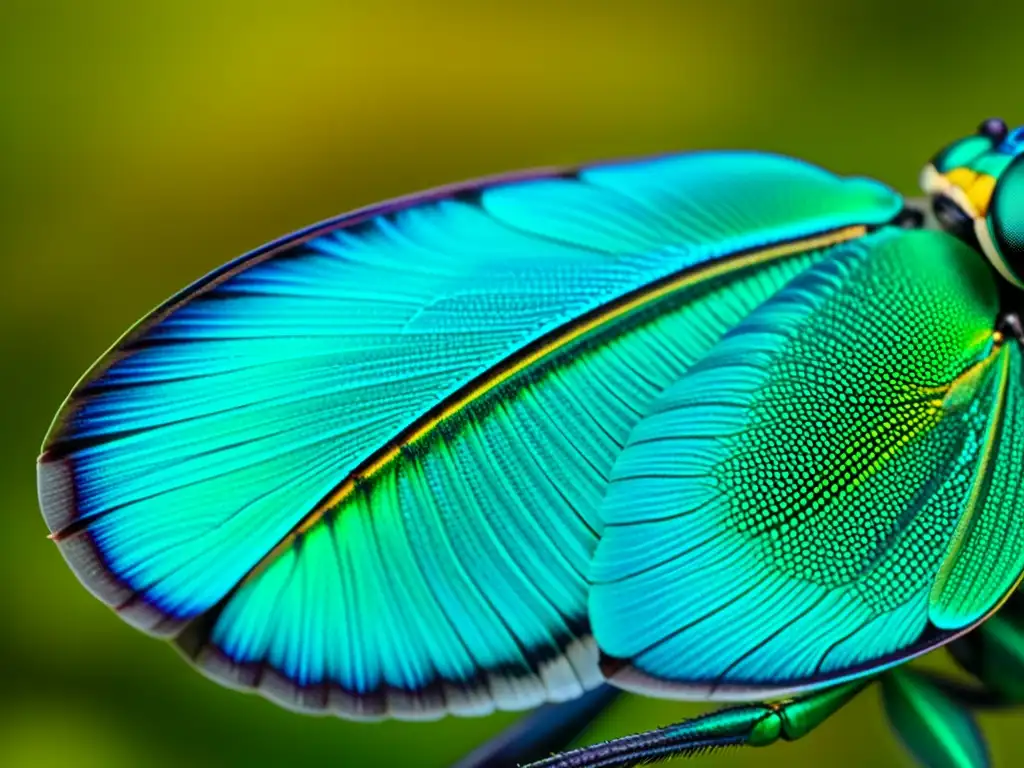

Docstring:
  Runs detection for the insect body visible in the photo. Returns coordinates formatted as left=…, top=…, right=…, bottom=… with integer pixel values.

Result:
left=39, top=119, right=1024, bottom=767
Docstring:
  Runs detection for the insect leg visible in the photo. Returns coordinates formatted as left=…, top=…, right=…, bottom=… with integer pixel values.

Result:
left=452, top=685, right=621, bottom=768
left=879, top=668, right=990, bottom=768
left=521, top=679, right=870, bottom=768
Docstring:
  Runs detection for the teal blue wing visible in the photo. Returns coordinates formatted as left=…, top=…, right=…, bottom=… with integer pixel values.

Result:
left=591, top=227, right=1024, bottom=700
left=38, top=152, right=901, bottom=718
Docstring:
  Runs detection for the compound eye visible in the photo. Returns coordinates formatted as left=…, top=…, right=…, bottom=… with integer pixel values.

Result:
left=984, top=153, right=1024, bottom=287
left=978, top=117, right=1008, bottom=144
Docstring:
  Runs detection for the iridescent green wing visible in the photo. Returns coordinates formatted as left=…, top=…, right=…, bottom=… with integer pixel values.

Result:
left=930, top=340, right=1024, bottom=628
left=38, top=151, right=900, bottom=718
left=592, top=227, right=1024, bottom=698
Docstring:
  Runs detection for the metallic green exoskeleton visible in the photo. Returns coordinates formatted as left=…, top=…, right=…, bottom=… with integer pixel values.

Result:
left=38, top=118, right=1024, bottom=768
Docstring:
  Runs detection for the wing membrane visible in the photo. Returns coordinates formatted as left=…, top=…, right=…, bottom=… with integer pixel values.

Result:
left=178, top=252, right=821, bottom=716
left=591, top=228, right=1014, bottom=699
left=930, top=341, right=1024, bottom=628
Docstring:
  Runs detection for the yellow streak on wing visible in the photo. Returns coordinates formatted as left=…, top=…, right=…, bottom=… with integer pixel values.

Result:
left=938, top=331, right=1004, bottom=411
left=818, top=334, right=1002, bottom=507
left=255, top=224, right=869, bottom=578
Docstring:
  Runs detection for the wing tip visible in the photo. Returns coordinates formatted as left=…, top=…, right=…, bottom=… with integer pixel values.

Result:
left=39, top=457, right=184, bottom=637
left=53, top=529, right=184, bottom=637
left=52, top=528, right=130, bottom=607
left=37, top=455, right=77, bottom=534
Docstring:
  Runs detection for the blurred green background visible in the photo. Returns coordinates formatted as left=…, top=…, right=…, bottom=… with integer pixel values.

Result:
left=4, top=1, right=1023, bottom=766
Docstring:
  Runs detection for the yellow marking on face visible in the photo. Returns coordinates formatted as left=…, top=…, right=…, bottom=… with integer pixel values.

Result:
left=926, top=165, right=998, bottom=219
left=921, top=164, right=974, bottom=218
left=945, top=167, right=978, bottom=191
left=967, top=174, right=997, bottom=216
left=242, top=224, right=869, bottom=584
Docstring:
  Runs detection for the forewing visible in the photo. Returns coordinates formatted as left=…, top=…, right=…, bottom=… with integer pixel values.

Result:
left=38, top=151, right=900, bottom=717
left=591, top=228, right=1015, bottom=699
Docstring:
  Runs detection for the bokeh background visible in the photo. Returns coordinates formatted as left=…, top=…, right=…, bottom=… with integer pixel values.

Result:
left=4, top=1, right=1023, bottom=766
